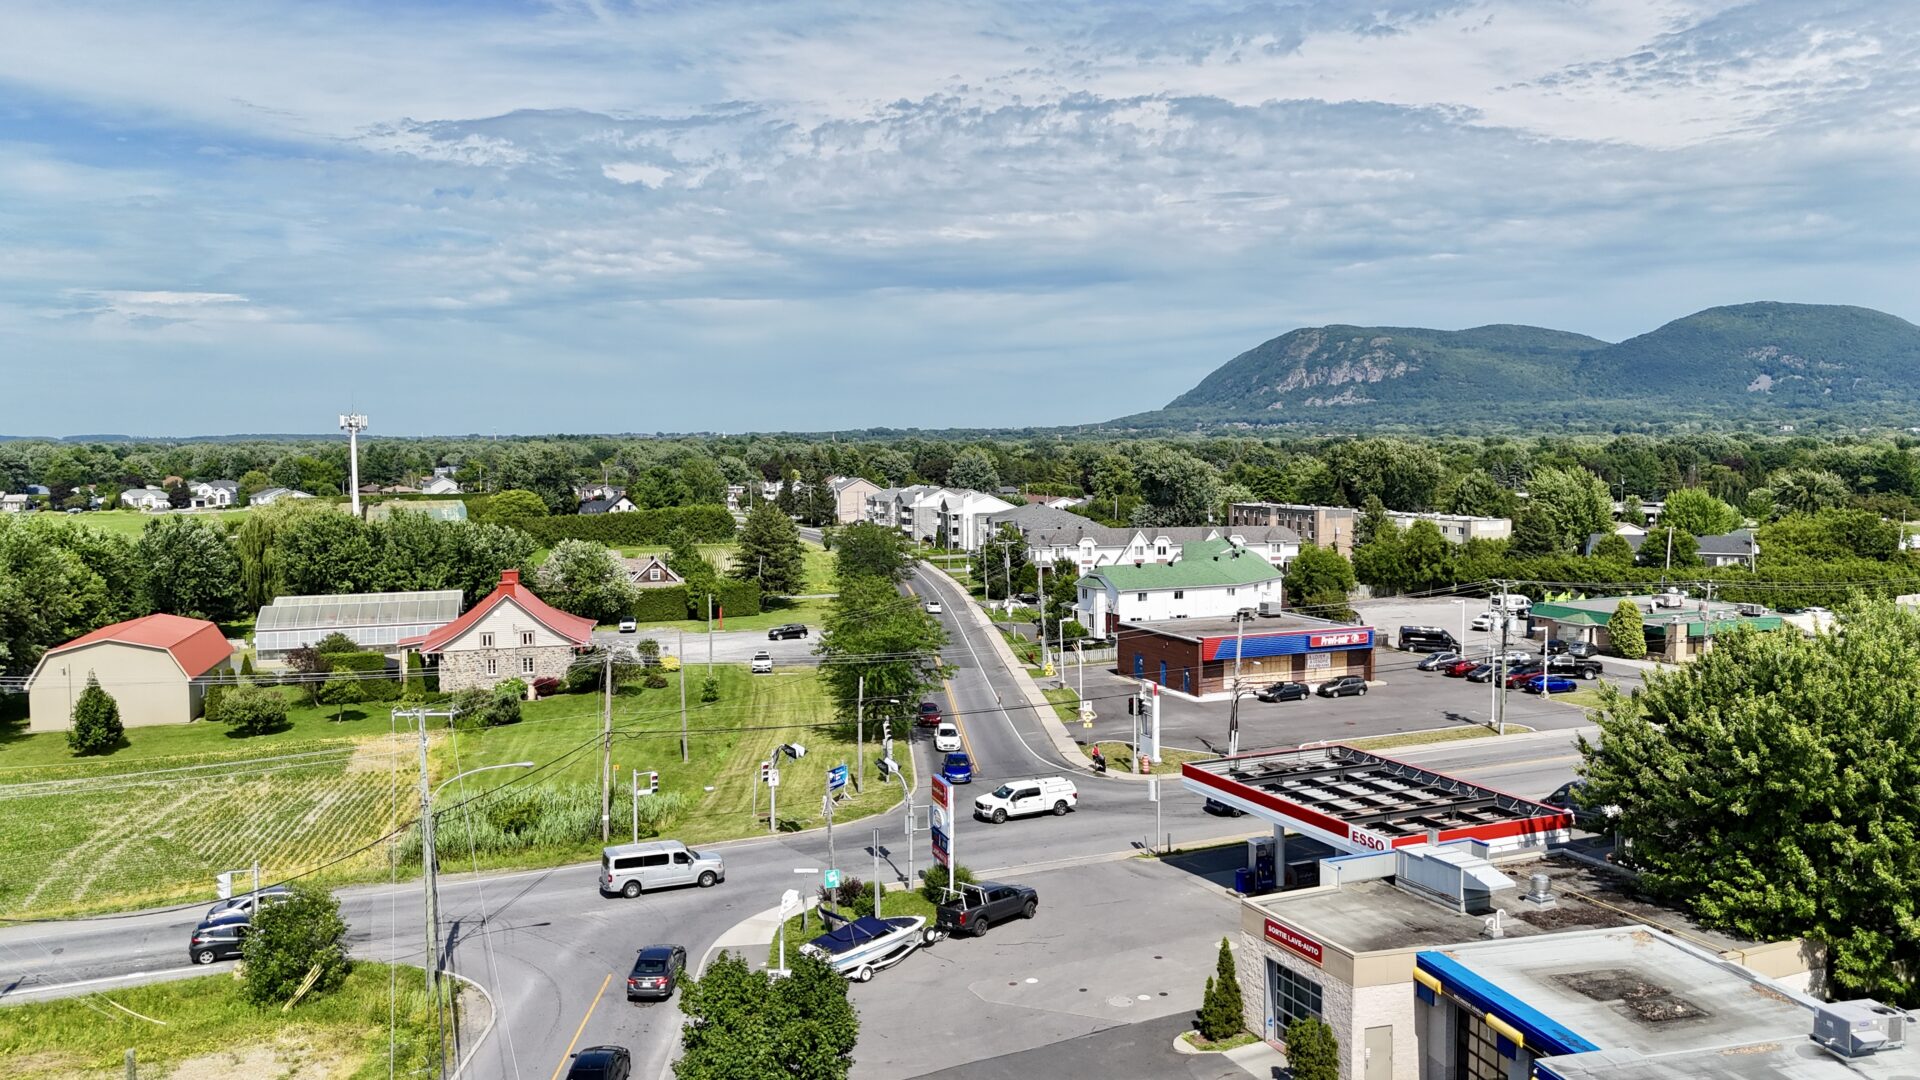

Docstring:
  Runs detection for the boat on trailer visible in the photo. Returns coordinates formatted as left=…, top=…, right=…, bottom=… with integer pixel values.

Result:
left=797, top=911, right=932, bottom=981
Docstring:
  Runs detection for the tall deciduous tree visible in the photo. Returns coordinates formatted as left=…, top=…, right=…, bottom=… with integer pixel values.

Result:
left=675, top=951, right=857, bottom=1080
left=1131, top=446, right=1220, bottom=527
left=276, top=508, right=377, bottom=595
left=816, top=574, right=948, bottom=740
left=733, top=503, right=805, bottom=598
left=949, top=447, right=1001, bottom=493
left=1285, top=543, right=1355, bottom=621
left=1579, top=600, right=1920, bottom=1002
left=136, top=516, right=242, bottom=621
left=1658, top=487, right=1740, bottom=538
left=1525, top=466, right=1614, bottom=553
left=478, top=488, right=549, bottom=524
left=532, top=539, right=637, bottom=623
left=833, top=522, right=911, bottom=585
left=67, top=673, right=123, bottom=756
left=974, top=523, right=1030, bottom=601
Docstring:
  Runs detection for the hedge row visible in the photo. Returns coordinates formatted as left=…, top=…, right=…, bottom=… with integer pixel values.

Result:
left=627, top=580, right=764, bottom=623
left=330, top=650, right=400, bottom=702
left=518, top=507, right=736, bottom=547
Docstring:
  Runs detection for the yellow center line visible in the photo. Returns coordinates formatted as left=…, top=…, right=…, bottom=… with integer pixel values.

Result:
left=549, top=972, right=613, bottom=1080
left=942, top=678, right=976, bottom=761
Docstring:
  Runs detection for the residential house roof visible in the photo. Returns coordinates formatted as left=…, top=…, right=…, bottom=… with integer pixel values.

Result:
left=985, top=503, right=1103, bottom=535
left=192, top=479, right=239, bottom=493
left=40, top=613, right=231, bottom=678
left=405, top=569, right=595, bottom=654
left=579, top=497, right=627, bottom=514
left=1532, top=593, right=1782, bottom=632
left=941, top=491, right=1015, bottom=515
left=251, top=487, right=313, bottom=504
left=1582, top=528, right=1755, bottom=559
left=829, top=476, right=878, bottom=494
left=1034, top=523, right=1143, bottom=549
left=1077, top=540, right=1284, bottom=591
left=620, top=555, right=685, bottom=586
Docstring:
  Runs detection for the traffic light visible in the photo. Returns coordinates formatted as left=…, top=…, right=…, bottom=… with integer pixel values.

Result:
left=760, top=762, right=772, bottom=785
left=641, top=771, right=659, bottom=797
left=881, top=718, right=891, bottom=742
left=876, top=757, right=894, bottom=780
left=1127, top=695, right=1139, bottom=715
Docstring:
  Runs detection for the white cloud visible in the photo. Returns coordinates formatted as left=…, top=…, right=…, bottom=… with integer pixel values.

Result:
left=602, top=162, right=671, bottom=186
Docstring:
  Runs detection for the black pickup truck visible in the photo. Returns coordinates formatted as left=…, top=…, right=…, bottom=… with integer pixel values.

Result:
left=934, top=881, right=1038, bottom=938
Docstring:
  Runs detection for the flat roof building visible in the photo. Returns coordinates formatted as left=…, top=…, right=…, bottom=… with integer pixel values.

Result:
left=1532, top=592, right=1783, bottom=663
left=1120, top=613, right=1377, bottom=698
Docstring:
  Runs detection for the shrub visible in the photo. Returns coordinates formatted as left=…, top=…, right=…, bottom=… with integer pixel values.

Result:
left=221, top=683, right=290, bottom=737
left=450, top=684, right=522, bottom=729
left=1283, top=1016, right=1340, bottom=1080
left=518, top=506, right=736, bottom=547
left=1197, top=937, right=1245, bottom=1041
left=317, top=673, right=363, bottom=719
left=532, top=676, right=561, bottom=698
left=919, top=863, right=975, bottom=903
left=239, top=653, right=255, bottom=678
left=329, top=650, right=398, bottom=701
left=241, top=881, right=350, bottom=1005
left=643, top=671, right=669, bottom=689
left=700, top=676, right=720, bottom=703
left=313, top=632, right=360, bottom=655
left=67, top=674, right=124, bottom=756
left=630, top=586, right=689, bottom=623
left=1611, top=599, right=1647, bottom=659
left=202, top=683, right=231, bottom=723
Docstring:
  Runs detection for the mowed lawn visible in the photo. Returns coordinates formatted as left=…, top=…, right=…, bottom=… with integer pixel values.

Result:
left=615, top=540, right=837, bottom=634
left=0, top=962, right=445, bottom=1079
left=25, top=508, right=250, bottom=538
left=0, top=667, right=908, bottom=917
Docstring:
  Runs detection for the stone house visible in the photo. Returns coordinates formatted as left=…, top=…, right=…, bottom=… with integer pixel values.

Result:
left=404, top=569, right=594, bottom=690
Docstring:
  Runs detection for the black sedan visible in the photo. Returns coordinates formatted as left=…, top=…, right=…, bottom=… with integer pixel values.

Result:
left=1203, top=798, right=1246, bottom=817
left=626, top=944, right=688, bottom=1001
left=1256, top=681, right=1309, bottom=702
left=767, top=624, right=809, bottom=640
left=1465, top=663, right=1500, bottom=683
left=1416, top=651, right=1461, bottom=672
left=566, top=1046, right=633, bottom=1080
left=189, top=919, right=248, bottom=965
left=1315, top=676, right=1368, bottom=698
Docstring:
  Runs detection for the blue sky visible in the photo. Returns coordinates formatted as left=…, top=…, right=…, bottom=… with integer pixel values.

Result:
left=2, top=0, right=1915, bottom=435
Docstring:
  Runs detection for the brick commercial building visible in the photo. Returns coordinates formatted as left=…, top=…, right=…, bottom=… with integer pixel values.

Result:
left=1118, top=613, right=1376, bottom=697
left=1231, top=502, right=1359, bottom=558
left=26, top=613, right=235, bottom=731
left=404, top=569, right=594, bottom=691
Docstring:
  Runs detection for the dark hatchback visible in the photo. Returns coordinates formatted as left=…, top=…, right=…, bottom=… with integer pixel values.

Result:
left=916, top=701, right=942, bottom=727
left=767, top=624, right=809, bottom=640
left=1315, top=676, right=1367, bottom=698
left=189, top=919, right=248, bottom=965
left=565, top=1046, right=632, bottom=1080
left=1256, top=681, right=1309, bottom=702
left=626, top=945, right=687, bottom=1002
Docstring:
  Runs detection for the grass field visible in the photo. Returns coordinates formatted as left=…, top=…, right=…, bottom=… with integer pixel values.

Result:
left=26, top=508, right=250, bottom=538
left=1082, top=740, right=1213, bottom=775
left=1345, top=723, right=1533, bottom=751
left=0, top=962, right=447, bottom=1079
left=610, top=541, right=837, bottom=634
left=0, top=668, right=911, bottom=918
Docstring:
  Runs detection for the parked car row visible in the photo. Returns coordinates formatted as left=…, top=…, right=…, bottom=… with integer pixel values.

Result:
left=1424, top=651, right=1602, bottom=687
left=1253, top=675, right=1369, bottom=702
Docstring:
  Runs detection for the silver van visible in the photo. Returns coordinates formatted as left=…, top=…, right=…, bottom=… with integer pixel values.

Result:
left=601, top=840, right=725, bottom=897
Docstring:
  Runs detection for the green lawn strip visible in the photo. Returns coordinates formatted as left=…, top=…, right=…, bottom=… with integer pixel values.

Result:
left=618, top=595, right=834, bottom=636
left=28, top=509, right=251, bottom=539
left=767, top=890, right=939, bottom=969
left=1345, top=723, right=1533, bottom=751
left=0, top=962, right=446, bottom=1079
left=1042, top=687, right=1082, bottom=726
left=1546, top=688, right=1607, bottom=709
left=1082, top=740, right=1214, bottom=775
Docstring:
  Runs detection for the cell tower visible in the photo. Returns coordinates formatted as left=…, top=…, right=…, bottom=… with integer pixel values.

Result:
left=339, top=413, right=369, bottom=515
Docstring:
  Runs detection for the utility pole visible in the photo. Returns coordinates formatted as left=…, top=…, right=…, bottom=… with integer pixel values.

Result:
left=706, top=594, right=714, bottom=674
left=871, top=827, right=882, bottom=918
left=855, top=674, right=864, bottom=791
left=415, top=707, right=436, bottom=993
left=678, top=630, right=689, bottom=763
left=601, top=649, right=613, bottom=842
left=1036, top=560, right=1047, bottom=671
left=1227, top=614, right=1246, bottom=756
left=1494, top=583, right=1511, bottom=736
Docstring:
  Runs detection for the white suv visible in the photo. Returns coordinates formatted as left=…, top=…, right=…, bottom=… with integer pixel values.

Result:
left=974, top=777, right=1077, bottom=823
left=750, top=652, right=773, bottom=674
left=934, top=722, right=961, bottom=752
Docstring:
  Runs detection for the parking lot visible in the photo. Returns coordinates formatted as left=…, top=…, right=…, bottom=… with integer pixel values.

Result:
left=1064, top=595, right=1640, bottom=756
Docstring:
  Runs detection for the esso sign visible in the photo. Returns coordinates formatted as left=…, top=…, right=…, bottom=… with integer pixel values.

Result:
left=1310, top=631, right=1369, bottom=649
left=1348, top=827, right=1389, bottom=852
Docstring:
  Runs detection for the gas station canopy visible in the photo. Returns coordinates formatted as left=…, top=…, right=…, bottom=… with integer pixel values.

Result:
left=1182, top=744, right=1570, bottom=856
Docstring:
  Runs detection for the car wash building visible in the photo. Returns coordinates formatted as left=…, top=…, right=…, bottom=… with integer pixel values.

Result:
left=1119, top=614, right=1376, bottom=697
left=1178, top=745, right=1824, bottom=1080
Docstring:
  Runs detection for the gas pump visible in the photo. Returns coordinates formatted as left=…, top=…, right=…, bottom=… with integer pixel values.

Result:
left=1246, top=835, right=1277, bottom=892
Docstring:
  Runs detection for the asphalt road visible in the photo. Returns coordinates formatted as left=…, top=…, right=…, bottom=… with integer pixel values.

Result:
left=589, top=626, right=817, bottom=665
left=0, top=555, right=1591, bottom=1080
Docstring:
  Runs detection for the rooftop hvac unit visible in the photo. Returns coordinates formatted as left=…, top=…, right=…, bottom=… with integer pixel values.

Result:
left=1812, top=1000, right=1910, bottom=1059
left=1653, top=591, right=1687, bottom=609
left=1393, top=844, right=1514, bottom=916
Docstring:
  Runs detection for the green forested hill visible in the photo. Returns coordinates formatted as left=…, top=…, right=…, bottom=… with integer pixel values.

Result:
left=1119, top=303, right=1920, bottom=431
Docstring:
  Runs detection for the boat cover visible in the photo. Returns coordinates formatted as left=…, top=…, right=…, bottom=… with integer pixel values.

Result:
left=806, top=915, right=913, bottom=956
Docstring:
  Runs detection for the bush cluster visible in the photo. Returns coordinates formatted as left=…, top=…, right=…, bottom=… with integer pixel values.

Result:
left=517, top=506, right=736, bottom=547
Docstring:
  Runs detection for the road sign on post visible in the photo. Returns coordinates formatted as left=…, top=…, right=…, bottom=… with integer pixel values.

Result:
left=929, top=775, right=954, bottom=870
left=827, top=764, right=849, bottom=791
left=823, top=869, right=842, bottom=889
left=766, top=767, right=780, bottom=788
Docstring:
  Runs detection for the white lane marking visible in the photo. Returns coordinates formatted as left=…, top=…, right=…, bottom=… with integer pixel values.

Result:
left=7, top=964, right=201, bottom=996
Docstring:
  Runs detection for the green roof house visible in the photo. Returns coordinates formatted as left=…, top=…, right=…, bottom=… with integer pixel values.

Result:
left=1075, top=539, right=1284, bottom=636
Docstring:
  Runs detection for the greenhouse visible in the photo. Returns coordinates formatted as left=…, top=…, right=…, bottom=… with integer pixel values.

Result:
left=254, top=590, right=465, bottom=658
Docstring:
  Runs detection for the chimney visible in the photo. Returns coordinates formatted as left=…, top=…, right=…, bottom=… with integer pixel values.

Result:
left=501, top=569, right=521, bottom=586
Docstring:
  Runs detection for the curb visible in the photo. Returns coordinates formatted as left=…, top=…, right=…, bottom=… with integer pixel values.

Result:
left=443, top=969, right=498, bottom=1080
left=918, top=563, right=1153, bottom=784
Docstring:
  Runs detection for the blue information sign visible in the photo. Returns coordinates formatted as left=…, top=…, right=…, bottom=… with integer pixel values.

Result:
left=827, top=764, right=849, bottom=791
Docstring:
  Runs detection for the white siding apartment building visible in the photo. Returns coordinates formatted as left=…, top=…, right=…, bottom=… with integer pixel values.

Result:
left=1074, top=540, right=1286, bottom=634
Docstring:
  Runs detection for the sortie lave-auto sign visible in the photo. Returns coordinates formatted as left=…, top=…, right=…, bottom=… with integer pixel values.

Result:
left=1264, top=918, right=1325, bottom=965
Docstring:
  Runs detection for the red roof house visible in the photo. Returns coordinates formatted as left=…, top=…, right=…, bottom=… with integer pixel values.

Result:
left=27, top=613, right=234, bottom=731
left=403, top=570, right=594, bottom=690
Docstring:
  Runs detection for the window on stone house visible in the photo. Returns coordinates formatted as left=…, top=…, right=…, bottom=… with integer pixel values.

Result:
left=520, top=631, right=535, bottom=646
left=480, top=632, right=494, bottom=648
left=486, top=658, right=497, bottom=676
left=522, top=656, right=535, bottom=674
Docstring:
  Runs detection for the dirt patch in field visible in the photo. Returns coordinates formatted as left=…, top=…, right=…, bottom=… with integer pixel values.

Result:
left=346, top=732, right=419, bottom=774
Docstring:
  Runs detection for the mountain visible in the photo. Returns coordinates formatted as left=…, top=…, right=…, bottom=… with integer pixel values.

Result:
left=1120, top=302, right=1920, bottom=431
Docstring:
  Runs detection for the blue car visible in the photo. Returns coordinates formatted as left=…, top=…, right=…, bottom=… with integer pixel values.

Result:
left=1520, top=674, right=1578, bottom=694
left=941, top=752, right=974, bottom=784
